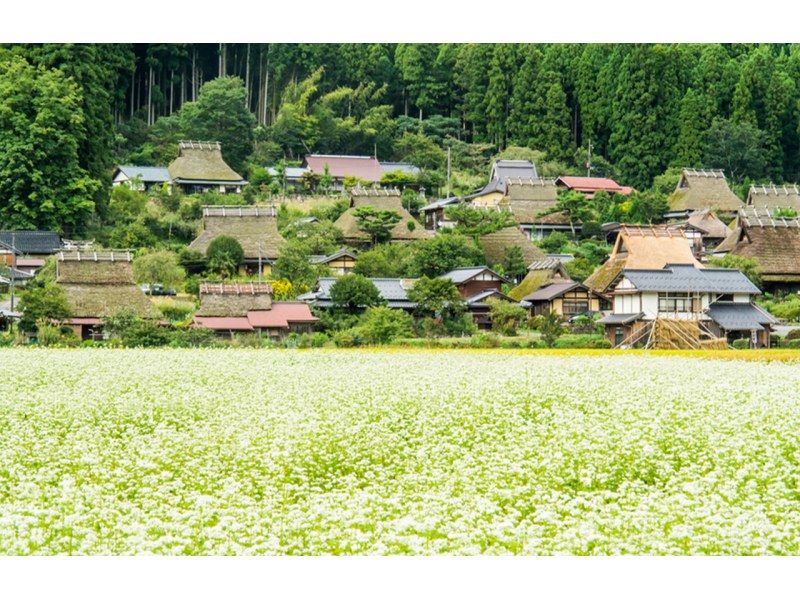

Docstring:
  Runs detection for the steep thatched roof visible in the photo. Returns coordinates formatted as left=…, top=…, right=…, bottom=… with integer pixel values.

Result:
left=721, top=208, right=800, bottom=281
left=681, top=209, right=731, bottom=239
left=189, top=206, right=285, bottom=260
left=168, top=141, right=245, bottom=183
left=747, top=184, right=800, bottom=211
left=584, top=226, right=701, bottom=294
left=334, top=192, right=431, bottom=243
left=196, top=282, right=273, bottom=317
left=667, top=169, right=743, bottom=213
left=505, top=179, right=558, bottom=201
left=56, top=252, right=156, bottom=319
left=478, top=226, right=546, bottom=267
left=508, top=266, right=571, bottom=301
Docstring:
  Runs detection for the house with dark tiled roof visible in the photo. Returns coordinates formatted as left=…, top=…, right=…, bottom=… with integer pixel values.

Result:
left=439, top=266, right=516, bottom=329
left=189, top=206, right=285, bottom=274
left=666, top=169, right=743, bottom=219
left=713, top=207, right=800, bottom=293
left=168, top=141, right=247, bottom=194
left=597, top=263, right=774, bottom=349
left=521, top=280, right=603, bottom=318
left=299, top=277, right=418, bottom=311
left=464, top=160, right=538, bottom=206
left=192, top=282, right=317, bottom=339
left=308, top=249, right=358, bottom=276
left=112, top=165, right=172, bottom=192
left=0, top=231, right=61, bottom=260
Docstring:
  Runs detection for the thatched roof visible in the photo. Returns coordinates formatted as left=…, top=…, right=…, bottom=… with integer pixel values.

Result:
left=505, top=178, right=557, bottom=201
left=721, top=208, right=800, bottom=281
left=189, top=206, right=285, bottom=260
left=56, top=252, right=156, bottom=319
left=584, top=226, right=701, bottom=293
left=168, top=141, right=245, bottom=183
left=747, top=184, right=800, bottom=211
left=667, top=169, right=743, bottom=213
left=508, top=264, right=571, bottom=301
left=334, top=193, right=431, bottom=243
left=478, top=226, right=546, bottom=267
left=680, top=209, right=731, bottom=239
left=196, top=282, right=273, bottom=317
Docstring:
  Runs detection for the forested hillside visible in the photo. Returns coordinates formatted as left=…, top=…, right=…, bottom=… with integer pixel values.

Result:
left=2, top=43, right=800, bottom=233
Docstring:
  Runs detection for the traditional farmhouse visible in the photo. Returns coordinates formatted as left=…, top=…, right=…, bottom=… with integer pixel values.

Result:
left=299, top=277, right=417, bottom=311
left=189, top=206, right=285, bottom=275
left=713, top=207, right=800, bottom=293
left=665, top=169, right=743, bottom=219
left=747, top=184, right=800, bottom=213
left=0, top=230, right=61, bottom=263
left=667, top=209, right=731, bottom=255
left=302, top=154, right=384, bottom=188
left=309, top=249, right=358, bottom=276
left=55, top=251, right=158, bottom=340
left=440, top=266, right=516, bottom=329
left=504, top=178, right=576, bottom=239
left=584, top=225, right=701, bottom=297
left=522, top=280, right=603, bottom=318
left=478, top=226, right=547, bottom=269
left=508, top=258, right=572, bottom=301
left=334, top=188, right=431, bottom=245
left=168, top=141, right=247, bottom=194
left=598, top=264, right=774, bottom=349
left=464, top=159, right=538, bottom=206
left=555, top=176, right=633, bottom=198
left=420, top=196, right=460, bottom=230
left=192, top=282, right=317, bottom=339
left=112, top=165, right=172, bottom=192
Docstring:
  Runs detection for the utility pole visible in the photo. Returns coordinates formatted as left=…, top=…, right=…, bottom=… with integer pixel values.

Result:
left=446, top=146, right=452, bottom=198
left=586, top=140, right=593, bottom=177
left=9, top=232, right=16, bottom=312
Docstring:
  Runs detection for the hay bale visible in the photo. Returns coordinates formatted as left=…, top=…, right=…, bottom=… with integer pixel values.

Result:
left=651, top=318, right=701, bottom=349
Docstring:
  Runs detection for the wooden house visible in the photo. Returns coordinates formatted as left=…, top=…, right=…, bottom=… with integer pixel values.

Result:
left=55, top=251, right=158, bottom=340
left=555, top=176, right=633, bottom=198
left=665, top=169, right=743, bottom=219
left=666, top=209, right=731, bottom=254
left=302, top=154, right=384, bottom=189
left=112, top=165, right=172, bottom=192
left=192, top=282, right=318, bottom=339
left=309, top=249, right=358, bottom=276
left=478, top=226, right=547, bottom=270
left=189, top=206, right=285, bottom=275
left=713, top=207, right=800, bottom=293
left=597, top=263, right=775, bottom=349
left=333, top=189, right=431, bottom=245
left=168, top=141, right=247, bottom=194
left=522, top=281, right=602, bottom=317
left=420, top=196, right=460, bottom=231
left=508, top=258, right=572, bottom=301
left=584, top=225, right=701, bottom=297
left=463, top=160, right=538, bottom=207
left=0, top=230, right=61, bottom=265
left=440, top=266, right=518, bottom=329
left=299, top=277, right=417, bottom=311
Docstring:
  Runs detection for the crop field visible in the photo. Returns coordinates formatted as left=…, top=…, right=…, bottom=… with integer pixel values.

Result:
left=1, top=348, right=800, bottom=555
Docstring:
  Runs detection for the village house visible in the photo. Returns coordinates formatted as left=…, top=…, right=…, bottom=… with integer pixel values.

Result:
left=508, top=258, right=573, bottom=301
left=302, top=154, right=384, bottom=189
left=665, top=169, right=743, bottom=219
left=597, top=263, right=775, bottom=349
left=746, top=183, right=800, bottom=213
left=713, top=207, right=800, bottom=294
left=555, top=176, right=633, bottom=198
left=333, top=188, right=431, bottom=245
left=112, top=165, right=172, bottom=192
left=168, top=141, right=247, bottom=194
left=55, top=251, right=158, bottom=340
left=521, top=281, right=603, bottom=318
left=420, top=196, right=460, bottom=231
left=584, top=225, right=702, bottom=297
left=0, top=230, right=61, bottom=263
left=299, top=277, right=417, bottom=311
left=440, top=266, right=516, bottom=329
left=189, top=205, right=285, bottom=275
left=667, top=209, right=731, bottom=255
left=308, top=249, right=358, bottom=276
left=463, top=159, right=538, bottom=207
left=192, top=282, right=318, bottom=339
left=504, top=178, right=577, bottom=239
left=478, top=226, right=547, bottom=270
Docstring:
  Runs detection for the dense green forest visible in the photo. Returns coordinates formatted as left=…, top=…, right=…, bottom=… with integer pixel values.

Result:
left=2, top=43, right=800, bottom=233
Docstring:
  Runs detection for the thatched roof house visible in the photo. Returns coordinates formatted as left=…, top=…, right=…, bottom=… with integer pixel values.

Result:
left=334, top=189, right=431, bottom=244
left=714, top=207, right=800, bottom=292
left=584, top=225, right=701, bottom=295
left=508, top=258, right=571, bottom=301
left=189, top=206, right=285, bottom=267
left=56, top=251, right=157, bottom=339
left=747, top=184, right=800, bottom=212
left=478, top=226, right=546, bottom=268
left=168, top=141, right=247, bottom=194
left=193, top=282, right=318, bottom=337
left=666, top=169, right=743, bottom=217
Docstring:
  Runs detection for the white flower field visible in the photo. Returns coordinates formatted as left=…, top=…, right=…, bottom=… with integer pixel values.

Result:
left=1, top=348, right=800, bottom=555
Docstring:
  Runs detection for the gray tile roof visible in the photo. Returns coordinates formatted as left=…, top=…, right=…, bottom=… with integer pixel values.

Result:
left=464, top=289, right=515, bottom=306
left=622, top=264, right=760, bottom=294
left=301, top=277, right=417, bottom=308
left=706, top=301, right=777, bottom=331
left=380, top=162, right=421, bottom=176
left=116, top=165, right=171, bottom=183
left=492, top=160, right=538, bottom=183
left=0, top=230, right=61, bottom=254
left=420, top=196, right=460, bottom=212
left=598, top=312, right=644, bottom=325
left=440, top=266, right=507, bottom=285
left=308, top=249, right=358, bottom=264
left=524, top=281, right=581, bottom=302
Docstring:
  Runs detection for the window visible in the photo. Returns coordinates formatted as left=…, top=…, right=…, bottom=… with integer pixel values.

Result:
left=658, top=292, right=692, bottom=313
left=562, top=300, right=589, bottom=315
left=715, top=294, right=734, bottom=302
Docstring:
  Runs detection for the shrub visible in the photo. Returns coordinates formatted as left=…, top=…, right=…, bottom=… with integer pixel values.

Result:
left=553, top=334, right=612, bottom=349
left=540, top=312, right=565, bottom=347
left=330, top=274, right=383, bottom=313
left=332, top=329, right=362, bottom=347
left=153, top=298, right=196, bottom=323
left=488, top=299, right=528, bottom=336
left=732, top=338, right=751, bottom=350
left=468, top=332, right=501, bottom=348
left=354, top=306, right=414, bottom=345
left=783, top=339, right=800, bottom=349
left=785, top=329, right=800, bottom=341
left=169, top=327, right=217, bottom=348
left=36, top=322, right=78, bottom=347
left=206, top=236, right=245, bottom=277
left=121, top=321, right=173, bottom=347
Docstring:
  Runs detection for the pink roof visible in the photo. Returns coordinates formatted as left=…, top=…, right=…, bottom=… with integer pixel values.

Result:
left=193, top=316, right=254, bottom=331
left=303, top=155, right=383, bottom=182
left=556, top=176, right=633, bottom=196
left=15, top=258, right=45, bottom=267
left=67, top=317, right=103, bottom=325
left=247, top=302, right=319, bottom=329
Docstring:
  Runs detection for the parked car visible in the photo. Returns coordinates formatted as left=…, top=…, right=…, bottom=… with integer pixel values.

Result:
left=140, top=283, right=177, bottom=296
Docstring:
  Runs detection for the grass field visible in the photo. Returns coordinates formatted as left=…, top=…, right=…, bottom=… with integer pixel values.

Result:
left=2, top=348, right=800, bottom=555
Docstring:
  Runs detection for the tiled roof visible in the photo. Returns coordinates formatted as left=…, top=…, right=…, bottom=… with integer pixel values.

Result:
left=115, top=165, right=171, bottom=183
left=246, top=302, right=319, bottom=328
left=0, top=230, right=61, bottom=255
left=705, top=302, right=776, bottom=331
left=556, top=176, right=631, bottom=195
left=440, top=266, right=507, bottom=285
left=491, top=160, right=538, bottom=182
left=302, top=277, right=417, bottom=308
left=622, top=264, right=760, bottom=294
left=420, top=197, right=460, bottom=212
left=193, top=316, right=254, bottom=331
left=464, top=289, right=515, bottom=306
left=308, top=249, right=358, bottom=264
left=524, top=281, right=582, bottom=302
left=303, top=155, right=383, bottom=181
left=598, top=312, right=644, bottom=325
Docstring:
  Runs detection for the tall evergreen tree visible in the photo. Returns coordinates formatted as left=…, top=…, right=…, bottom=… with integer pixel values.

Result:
left=673, top=88, right=715, bottom=167
left=485, top=44, right=517, bottom=148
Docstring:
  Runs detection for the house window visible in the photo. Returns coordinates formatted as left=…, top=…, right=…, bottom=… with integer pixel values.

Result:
left=562, top=300, right=589, bottom=315
left=715, top=294, right=734, bottom=302
left=658, top=292, right=692, bottom=313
